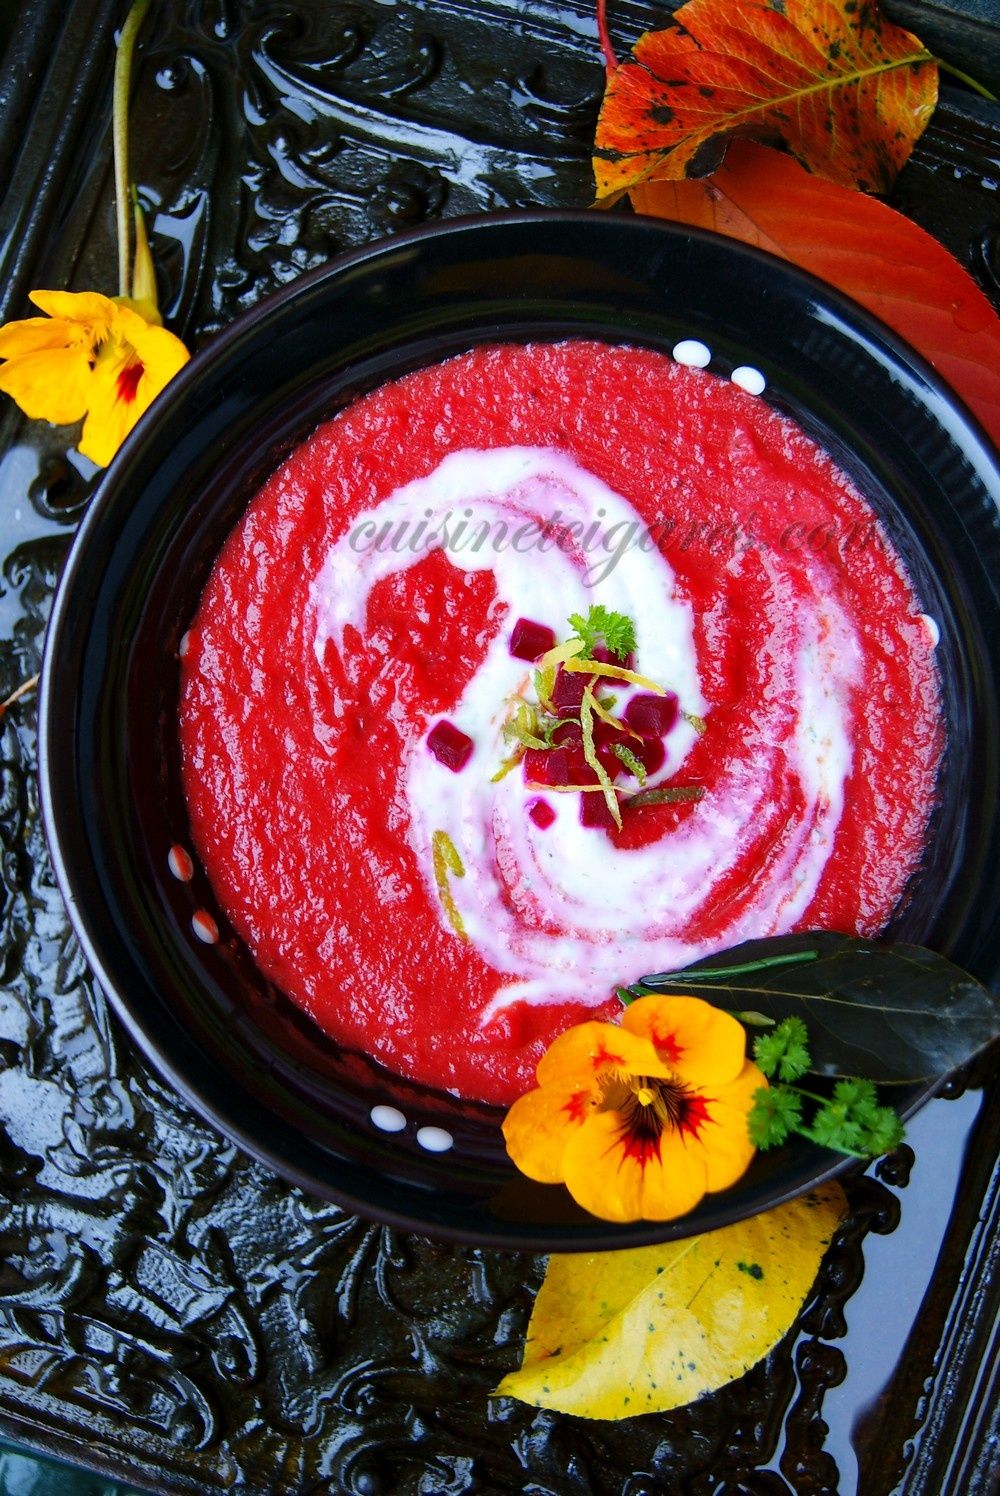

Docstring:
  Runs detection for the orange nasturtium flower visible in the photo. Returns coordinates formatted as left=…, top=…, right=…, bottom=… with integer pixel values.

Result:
left=0, top=289, right=188, bottom=468
left=503, top=994, right=766, bottom=1223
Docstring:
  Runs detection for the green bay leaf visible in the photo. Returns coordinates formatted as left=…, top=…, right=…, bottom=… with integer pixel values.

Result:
left=638, top=932, right=1000, bottom=1083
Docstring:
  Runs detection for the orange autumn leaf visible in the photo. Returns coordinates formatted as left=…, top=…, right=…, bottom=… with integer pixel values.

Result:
left=630, top=139, right=1000, bottom=442
left=594, top=0, right=938, bottom=200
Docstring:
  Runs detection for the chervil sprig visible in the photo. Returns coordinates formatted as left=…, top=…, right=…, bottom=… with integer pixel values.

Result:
left=567, top=604, right=636, bottom=661
left=746, top=1085, right=803, bottom=1147
left=752, top=1015, right=810, bottom=1081
left=748, top=1018, right=905, bottom=1159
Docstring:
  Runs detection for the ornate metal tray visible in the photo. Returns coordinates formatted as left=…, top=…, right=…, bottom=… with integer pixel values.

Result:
left=0, top=2, right=997, bottom=1491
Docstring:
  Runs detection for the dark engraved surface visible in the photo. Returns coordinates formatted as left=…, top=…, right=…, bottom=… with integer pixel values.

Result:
left=0, top=1, right=997, bottom=1493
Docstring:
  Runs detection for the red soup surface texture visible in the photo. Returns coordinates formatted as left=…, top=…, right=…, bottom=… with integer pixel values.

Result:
left=178, top=341, right=943, bottom=1107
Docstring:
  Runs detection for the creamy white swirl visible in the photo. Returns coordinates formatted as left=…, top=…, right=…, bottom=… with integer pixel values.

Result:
left=312, top=446, right=860, bottom=1019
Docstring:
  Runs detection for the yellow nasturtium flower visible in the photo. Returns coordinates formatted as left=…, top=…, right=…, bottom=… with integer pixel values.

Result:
left=0, top=289, right=188, bottom=467
left=503, top=994, right=765, bottom=1223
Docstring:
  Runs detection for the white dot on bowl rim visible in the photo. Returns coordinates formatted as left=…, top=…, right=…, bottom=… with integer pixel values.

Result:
left=672, top=338, right=712, bottom=369
left=192, top=909, right=219, bottom=944
left=730, top=365, right=767, bottom=396
left=179, top=630, right=191, bottom=659
left=370, top=1104, right=407, bottom=1133
left=919, top=613, right=941, bottom=648
left=416, top=1125, right=454, bottom=1153
left=168, top=844, right=194, bottom=882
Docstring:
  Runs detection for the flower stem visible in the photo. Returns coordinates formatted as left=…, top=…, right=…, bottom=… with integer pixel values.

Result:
left=0, top=674, right=39, bottom=716
left=790, top=1084, right=836, bottom=1107
left=113, top=0, right=153, bottom=298
left=936, top=58, right=997, bottom=102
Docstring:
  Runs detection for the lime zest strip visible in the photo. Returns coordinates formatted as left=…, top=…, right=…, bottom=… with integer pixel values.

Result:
left=626, top=784, right=705, bottom=808
left=432, top=829, right=468, bottom=939
left=580, top=682, right=623, bottom=829
left=536, top=637, right=586, bottom=672
left=588, top=690, right=639, bottom=740
left=563, top=657, right=664, bottom=693
left=612, top=741, right=647, bottom=783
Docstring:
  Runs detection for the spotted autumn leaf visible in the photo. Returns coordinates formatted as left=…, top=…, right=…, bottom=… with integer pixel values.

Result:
left=630, top=139, right=1000, bottom=441
left=594, top=0, right=938, bottom=200
left=494, top=1182, right=847, bottom=1418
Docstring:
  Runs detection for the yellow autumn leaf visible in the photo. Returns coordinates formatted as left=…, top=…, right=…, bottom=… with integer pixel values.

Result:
left=494, top=1182, right=846, bottom=1418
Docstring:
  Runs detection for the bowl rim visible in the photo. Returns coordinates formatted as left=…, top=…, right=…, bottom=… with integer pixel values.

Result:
left=38, top=208, right=1000, bottom=1249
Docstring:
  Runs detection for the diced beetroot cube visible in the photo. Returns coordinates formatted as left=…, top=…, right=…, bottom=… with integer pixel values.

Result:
left=528, top=797, right=556, bottom=830
left=427, top=720, right=474, bottom=772
left=510, top=617, right=557, bottom=662
left=551, top=720, right=582, bottom=750
left=523, top=747, right=570, bottom=786
left=565, top=746, right=595, bottom=784
left=551, top=667, right=588, bottom=713
left=634, top=736, right=666, bottom=777
left=523, top=744, right=593, bottom=787
left=591, top=643, right=634, bottom=672
left=592, top=720, right=625, bottom=778
left=624, top=691, right=679, bottom=738
left=579, top=790, right=617, bottom=830
left=522, top=748, right=553, bottom=784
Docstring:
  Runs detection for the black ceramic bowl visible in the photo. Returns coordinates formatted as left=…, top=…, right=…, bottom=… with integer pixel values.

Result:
left=40, top=211, right=1000, bottom=1249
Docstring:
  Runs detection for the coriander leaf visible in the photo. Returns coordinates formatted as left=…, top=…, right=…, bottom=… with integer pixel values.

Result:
left=858, top=1106, right=906, bottom=1155
left=808, top=1100, right=866, bottom=1154
left=753, top=1017, right=810, bottom=1081
left=568, top=605, right=636, bottom=661
left=747, top=1085, right=802, bottom=1148
left=830, top=1077, right=880, bottom=1120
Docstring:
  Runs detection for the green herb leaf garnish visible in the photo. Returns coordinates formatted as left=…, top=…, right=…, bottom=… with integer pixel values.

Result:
left=627, top=932, right=1000, bottom=1084
left=748, top=1018, right=905, bottom=1159
left=747, top=1083, right=803, bottom=1148
left=567, top=605, right=636, bottom=661
left=752, top=1015, right=810, bottom=1081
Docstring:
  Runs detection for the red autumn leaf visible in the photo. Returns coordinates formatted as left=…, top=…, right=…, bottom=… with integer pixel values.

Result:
left=629, top=139, right=1000, bottom=442
left=594, top=0, right=938, bottom=200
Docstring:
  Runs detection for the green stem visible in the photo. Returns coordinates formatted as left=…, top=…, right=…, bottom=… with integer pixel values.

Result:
left=790, top=1084, right=835, bottom=1107
left=641, top=949, right=820, bottom=986
left=799, top=1126, right=869, bottom=1161
left=936, top=58, right=997, bottom=102
left=616, top=985, right=774, bottom=1028
left=113, top=0, right=152, bottom=297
